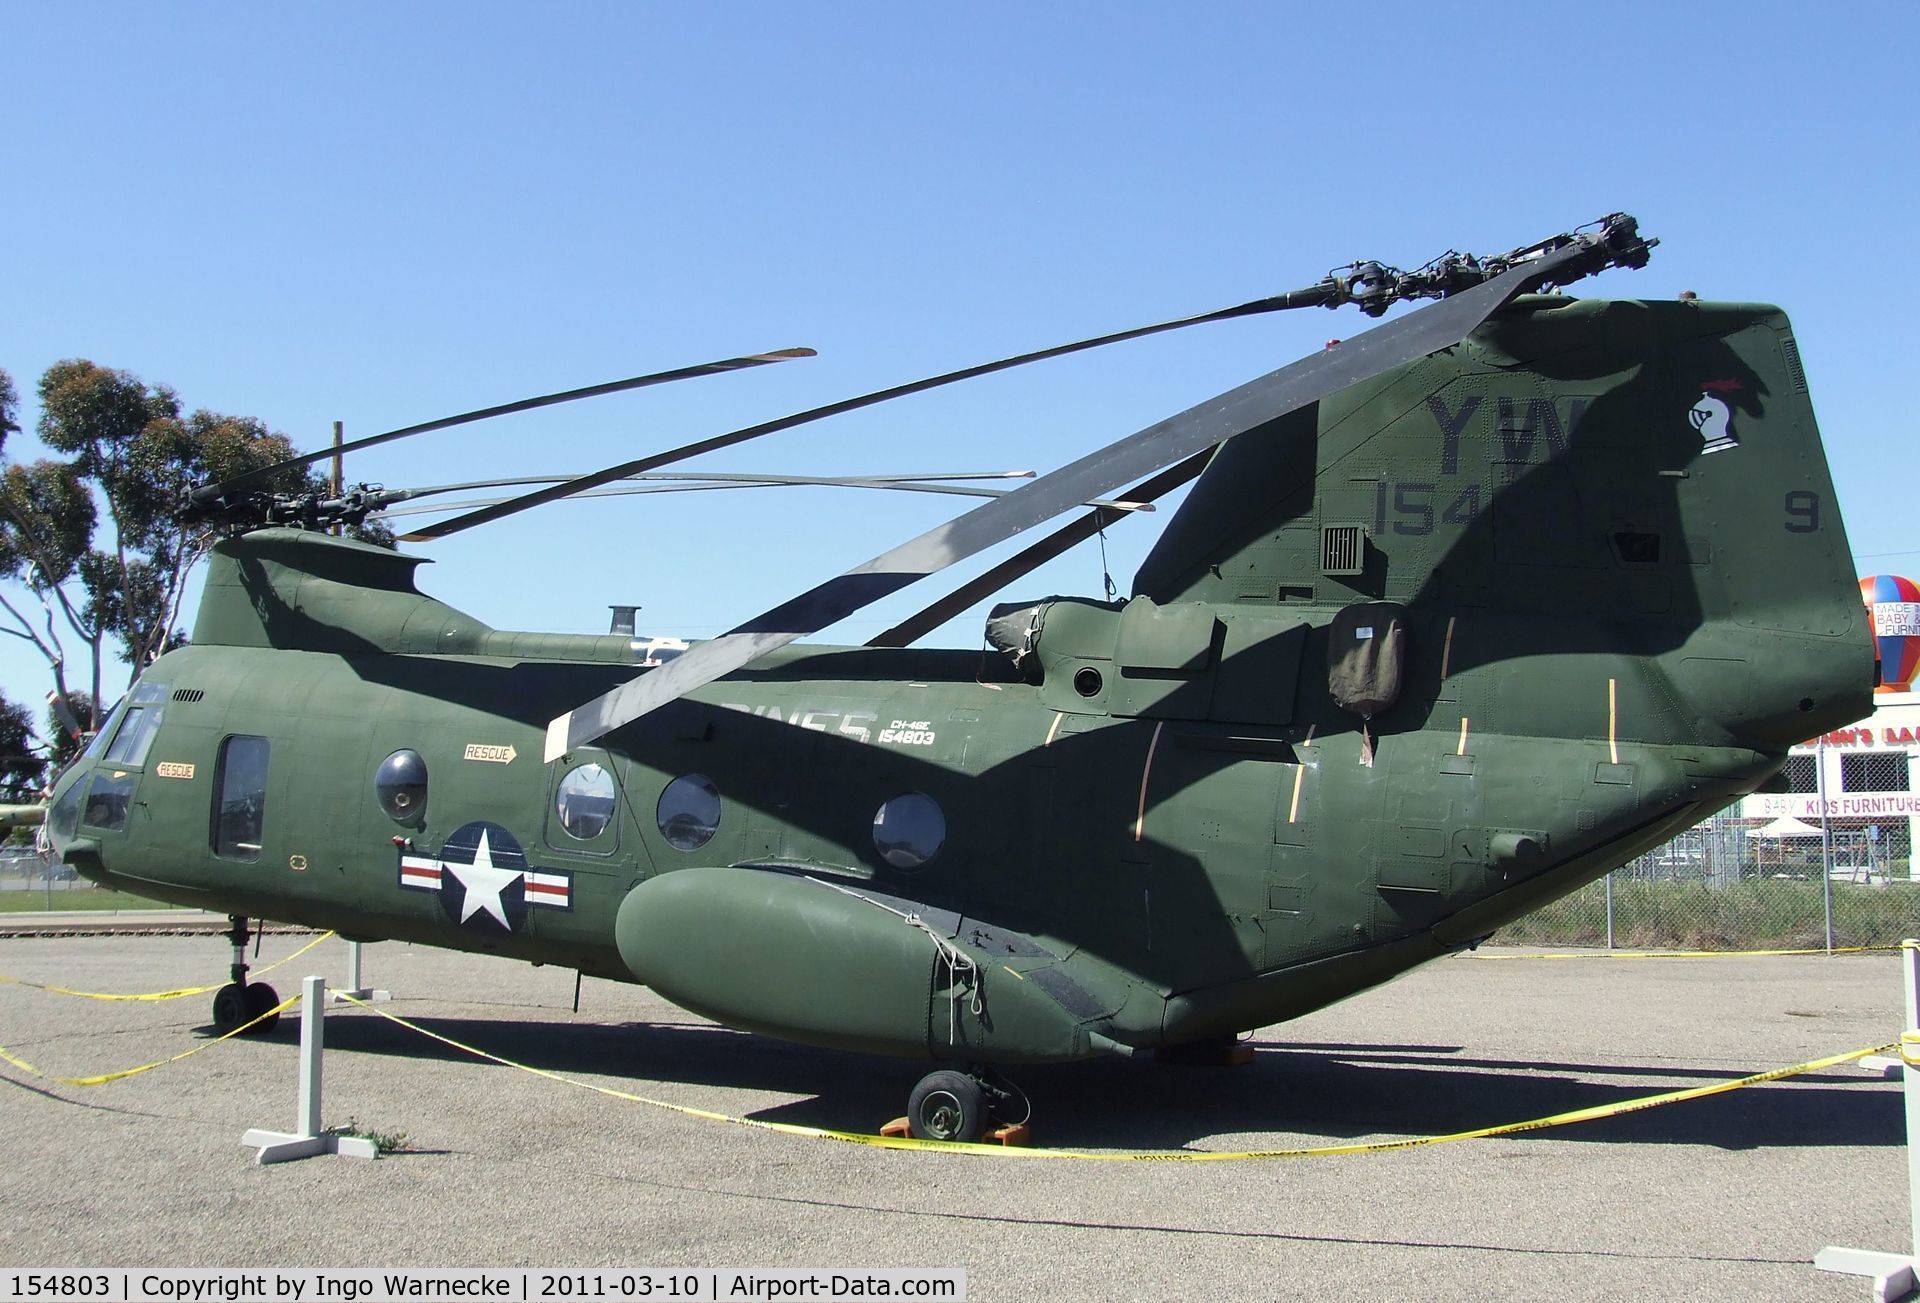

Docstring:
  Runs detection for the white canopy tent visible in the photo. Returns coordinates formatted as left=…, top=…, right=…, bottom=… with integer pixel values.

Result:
left=1752, top=816, right=1825, bottom=839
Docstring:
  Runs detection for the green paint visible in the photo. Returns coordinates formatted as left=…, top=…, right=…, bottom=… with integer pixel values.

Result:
left=41, top=294, right=1870, bottom=1075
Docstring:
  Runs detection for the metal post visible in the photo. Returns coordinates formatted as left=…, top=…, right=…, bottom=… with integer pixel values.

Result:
left=1819, top=736, right=1835, bottom=954
left=295, top=973, right=322, bottom=1137
left=1605, top=872, right=1615, bottom=951
left=1908, top=942, right=1920, bottom=1268
left=1815, top=941, right=1920, bottom=1298
left=331, top=420, right=345, bottom=539
left=328, top=938, right=390, bottom=1005
left=241, top=975, right=376, bottom=1164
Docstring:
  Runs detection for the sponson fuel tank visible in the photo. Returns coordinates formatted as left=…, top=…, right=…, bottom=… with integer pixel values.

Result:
left=615, top=867, right=1142, bottom=1063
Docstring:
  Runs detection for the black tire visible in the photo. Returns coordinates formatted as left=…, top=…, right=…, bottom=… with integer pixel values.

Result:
left=908, top=1070, right=985, bottom=1143
left=241, top=982, right=281, bottom=1036
left=211, top=983, right=249, bottom=1033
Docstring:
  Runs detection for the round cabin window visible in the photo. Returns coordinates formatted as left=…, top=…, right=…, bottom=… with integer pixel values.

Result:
left=656, top=774, right=721, bottom=851
left=556, top=763, right=617, bottom=840
left=872, top=792, right=946, bottom=869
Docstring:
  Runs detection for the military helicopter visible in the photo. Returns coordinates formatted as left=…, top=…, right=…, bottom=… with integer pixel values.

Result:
left=35, top=214, right=1873, bottom=1142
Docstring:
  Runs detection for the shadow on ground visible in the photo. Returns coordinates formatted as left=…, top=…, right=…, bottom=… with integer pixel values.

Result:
left=285, top=1009, right=1902, bottom=1153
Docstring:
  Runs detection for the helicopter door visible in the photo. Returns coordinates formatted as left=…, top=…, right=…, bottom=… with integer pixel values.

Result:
left=1143, top=741, right=1290, bottom=987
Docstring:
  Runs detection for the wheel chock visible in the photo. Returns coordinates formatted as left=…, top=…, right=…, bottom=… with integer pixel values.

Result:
left=879, top=1117, right=1029, bottom=1145
left=1154, top=1040, right=1255, bottom=1067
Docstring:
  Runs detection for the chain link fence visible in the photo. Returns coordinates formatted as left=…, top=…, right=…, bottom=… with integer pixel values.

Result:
left=1501, top=808, right=1920, bottom=951
left=2, top=845, right=86, bottom=907
left=0, top=843, right=190, bottom=914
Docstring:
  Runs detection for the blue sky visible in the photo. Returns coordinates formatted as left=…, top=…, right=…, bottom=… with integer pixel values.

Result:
left=2, top=3, right=1916, bottom=721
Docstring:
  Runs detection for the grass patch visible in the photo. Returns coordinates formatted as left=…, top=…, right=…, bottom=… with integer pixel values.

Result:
left=0, top=884, right=177, bottom=913
left=324, top=1120, right=409, bottom=1155
left=1501, top=877, right=1920, bottom=950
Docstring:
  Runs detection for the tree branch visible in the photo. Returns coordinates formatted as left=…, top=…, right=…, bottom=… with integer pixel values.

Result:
left=0, top=590, right=59, bottom=664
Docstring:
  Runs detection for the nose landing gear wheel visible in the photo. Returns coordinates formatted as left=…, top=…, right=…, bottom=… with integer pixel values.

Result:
left=242, top=981, right=281, bottom=1034
left=908, top=1070, right=986, bottom=1142
left=211, top=983, right=249, bottom=1034
left=209, top=915, right=282, bottom=1035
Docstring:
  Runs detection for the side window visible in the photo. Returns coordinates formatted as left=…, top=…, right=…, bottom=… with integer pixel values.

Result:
left=556, top=763, right=617, bottom=840
left=656, top=774, right=721, bottom=852
left=872, top=793, right=946, bottom=869
left=213, top=735, right=271, bottom=862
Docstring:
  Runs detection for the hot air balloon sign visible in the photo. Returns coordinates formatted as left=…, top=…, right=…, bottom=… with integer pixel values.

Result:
left=1861, top=575, right=1920, bottom=693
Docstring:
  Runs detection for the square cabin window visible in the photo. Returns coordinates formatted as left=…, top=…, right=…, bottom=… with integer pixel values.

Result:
left=212, top=735, right=271, bottom=861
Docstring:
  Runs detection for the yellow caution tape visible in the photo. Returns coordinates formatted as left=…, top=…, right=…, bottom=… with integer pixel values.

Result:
left=333, top=994, right=1899, bottom=1161
left=0, top=992, right=299, bottom=1087
left=1900, top=1031, right=1920, bottom=1069
left=1474, top=944, right=1893, bottom=960
left=0, top=931, right=333, bottom=1001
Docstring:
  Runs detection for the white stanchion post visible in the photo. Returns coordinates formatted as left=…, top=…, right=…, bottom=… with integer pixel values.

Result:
left=1815, top=939, right=1920, bottom=1301
left=241, top=975, right=377, bottom=1165
left=327, top=939, right=391, bottom=1005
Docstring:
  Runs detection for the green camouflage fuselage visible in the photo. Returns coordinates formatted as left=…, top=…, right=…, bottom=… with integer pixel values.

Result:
left=44, top=296, right=1873, bottom=1064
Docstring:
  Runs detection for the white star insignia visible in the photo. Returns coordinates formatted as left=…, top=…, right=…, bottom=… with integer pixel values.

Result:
left=442, top=829, right=523, bottom=928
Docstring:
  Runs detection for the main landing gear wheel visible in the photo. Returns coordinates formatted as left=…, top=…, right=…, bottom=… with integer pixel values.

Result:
left=210, top=981, right=281, bottom=1035
left=908, top=1070, right=985, bottom=1142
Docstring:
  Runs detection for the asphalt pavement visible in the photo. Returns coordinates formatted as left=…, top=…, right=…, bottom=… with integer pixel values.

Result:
left=0, top=933, right=1910, bottom=1300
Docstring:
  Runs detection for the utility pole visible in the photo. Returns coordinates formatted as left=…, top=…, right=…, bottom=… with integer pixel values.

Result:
left=331, top=421, right=344, bottom=537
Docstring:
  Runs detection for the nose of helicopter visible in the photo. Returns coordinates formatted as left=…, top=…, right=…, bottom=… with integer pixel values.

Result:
left=41, top=760, right=90, bottom=867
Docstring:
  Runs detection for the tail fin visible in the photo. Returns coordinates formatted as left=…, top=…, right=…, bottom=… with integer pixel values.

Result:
left=1134, top=295, right=1871, bottom=747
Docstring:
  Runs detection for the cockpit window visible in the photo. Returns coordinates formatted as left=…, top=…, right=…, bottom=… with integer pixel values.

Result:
left=102, top=681, right=168, bottom=767
left=82, top=770, right=136, bottom=831
left=78, top=699, right=124, bottom=764
left=213, top=735, right=270, bottom=862
left=103, top=707, right=164, bottom=767
left=47, top=774, right=85, bottom=845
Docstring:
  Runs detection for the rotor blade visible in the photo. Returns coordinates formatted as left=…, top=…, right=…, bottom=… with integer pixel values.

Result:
left=543, top=233, right=1606, bottom=762
left=382, top=470, right=1036, bottom=502
left=373, top=475, right=1150, bottom=519
left=866, top=449, right=1213, bottom=648
left=188, top=348, right=816, bottom=507
left=399, top=288, right=1349, bottom=543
